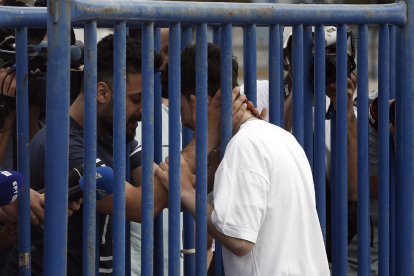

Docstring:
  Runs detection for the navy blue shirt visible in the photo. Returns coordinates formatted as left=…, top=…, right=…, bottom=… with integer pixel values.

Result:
left=3, top=117, right=141, bottom=276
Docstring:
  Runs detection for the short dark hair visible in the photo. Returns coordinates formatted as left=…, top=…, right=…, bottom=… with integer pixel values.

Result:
left=95, top=34, right=163, bottom=90
left=161, top=43, right=239, bottom=100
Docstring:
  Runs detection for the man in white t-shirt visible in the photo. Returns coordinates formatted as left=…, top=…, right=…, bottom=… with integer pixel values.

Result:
left=156, top=43, right=329, bottom=275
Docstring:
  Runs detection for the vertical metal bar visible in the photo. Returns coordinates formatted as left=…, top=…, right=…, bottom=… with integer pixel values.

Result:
left=169, top=22, right=182, bottom=276
left=153, top=27, right=164, bottom=276
left=195, top=23, right=208, bottom=276
left=113, top=21, right=127, bottom=276
left=314, top=24, right=326, bottom=244
left=44, top=0, right=71, bottom=272
left=243, top=24, right=257, bottom=106
left=125, top=148, right=131, bottom=276
left=217, top=23, right=233, bottom=276
left=303, top=26, right=313, bottom=170
left=83, top=20, right=97, bottom=276
left=142, top=22, right=155, bottom=276
left=279, top=25, right=284, bottom=129
left=395, top=0, right=414, bottom=272
left=180, top=25, right=195, bottom=276
left=213, top=27, right=221, bottom=46
left=269, top=24, right=281, bottom=126
left=378, top=24, right=390, bottom=276
left=356, top=24, right=370, bottom=276
left=389, top=137, right=396, bottom=276
left=389, top=25, right=396, bottom=100
left=388, top=24, right=396, bottom=276
left=394, top=25, right=404, bottom=276
left=15, top=27, right=31, bottom=276
left=330, top=109, right=338, bottom=274
left=335, top=24, right=348, bottom=276
left=292, top=24, right=304, bottom=147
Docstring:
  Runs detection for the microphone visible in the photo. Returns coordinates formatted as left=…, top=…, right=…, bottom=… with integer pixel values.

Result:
left=68, top=166, right=114, bottom=202
left=37, top=166, right=113, bottom=201
left=0, top=170, right=24, bottom=206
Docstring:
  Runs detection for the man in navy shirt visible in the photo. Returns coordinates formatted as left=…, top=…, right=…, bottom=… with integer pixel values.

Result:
left=2, top=33, right=251, bottom=275
left=2, top=34, right=169, bottom=276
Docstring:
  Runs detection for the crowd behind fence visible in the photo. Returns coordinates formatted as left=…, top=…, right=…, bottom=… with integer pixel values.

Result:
left=0, top=0, right=412, bottom=275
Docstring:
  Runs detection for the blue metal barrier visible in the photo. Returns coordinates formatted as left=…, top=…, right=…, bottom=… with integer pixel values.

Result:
left=1, top=1, right=413, bottom=276
left=15, top=27, right=31, bottom=276
left=356, top=23, right=370, bottom=276
left=83, top=20, right=98, bottom=276
left=153, top=27, right=164, bottom=276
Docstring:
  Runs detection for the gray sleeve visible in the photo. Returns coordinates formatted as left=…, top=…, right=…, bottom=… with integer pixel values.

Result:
left=369, top=128, right=379, bottom=177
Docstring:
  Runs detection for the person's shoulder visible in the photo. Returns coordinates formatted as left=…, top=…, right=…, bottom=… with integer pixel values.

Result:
left=238, top=120, right=284, bottom=137
left=29, top=126, right=46, bottom=150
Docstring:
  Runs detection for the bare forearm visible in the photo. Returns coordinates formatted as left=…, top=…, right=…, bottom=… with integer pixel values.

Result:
left=182, top=191, right=254, bottom=257
left=182, top=138, right=197, bottom=174
left=96, top=180, right=167, bottom=223
left=348, top=113, right=358, bottom=201
left=284, top=95, right=293, bottom=132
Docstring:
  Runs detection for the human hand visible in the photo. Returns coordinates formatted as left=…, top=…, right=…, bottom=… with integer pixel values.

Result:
left=155, top=155, right=196, bottom=197
left=29, top=189, right=44, bottom=225
left=0, top=67, right=16, bottom=98
left=68, top=198, right=82, bottom=216
left=246, top=100, right=268, bottom=121
left=30, top=189, right=83, bottom=226
left=326, top=76, right=357, bottom=118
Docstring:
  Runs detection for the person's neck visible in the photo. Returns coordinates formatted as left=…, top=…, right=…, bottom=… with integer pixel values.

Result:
left=233, top=110, right=257, bottom=134
left=69, top=97, right=106, bottom=138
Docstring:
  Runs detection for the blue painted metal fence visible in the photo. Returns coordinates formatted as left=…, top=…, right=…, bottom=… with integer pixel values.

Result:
left=1, top=0, right=413, bottom=275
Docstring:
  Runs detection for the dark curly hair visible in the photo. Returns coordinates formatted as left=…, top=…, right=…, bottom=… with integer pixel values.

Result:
left=90, top=34, right=163, bottom=92
left=161, top=43, right=239, bottom=100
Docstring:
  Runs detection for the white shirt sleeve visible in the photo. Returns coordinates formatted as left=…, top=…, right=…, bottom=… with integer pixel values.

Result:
left=256, top=80, right=270, bottom=122
left=211, top=165, right=269, bottom=244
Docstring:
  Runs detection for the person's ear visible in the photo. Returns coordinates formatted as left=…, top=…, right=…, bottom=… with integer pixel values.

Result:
left=97, top=82, right=112, bottom=104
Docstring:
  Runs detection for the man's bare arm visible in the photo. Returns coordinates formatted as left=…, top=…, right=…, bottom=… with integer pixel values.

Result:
left=182, top=191, right=254, bottom=257
left=97, top=166, right=168, bottom=222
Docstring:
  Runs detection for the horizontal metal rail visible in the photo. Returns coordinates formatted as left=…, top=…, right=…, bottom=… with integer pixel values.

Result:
left=0, top=1, right=407, bottom=28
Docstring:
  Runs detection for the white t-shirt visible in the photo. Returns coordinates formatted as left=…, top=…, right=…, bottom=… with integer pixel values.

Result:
left=211, top=120, right=330, bottom=276
left=242, top=80, right=360, bottom=187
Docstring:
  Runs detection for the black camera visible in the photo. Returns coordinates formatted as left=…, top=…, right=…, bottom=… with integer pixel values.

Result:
left=0, top=0, right=84, bottom=112
left=369, top=97, right=396, bottom=132
left=310, top=30, right=356, bottom=86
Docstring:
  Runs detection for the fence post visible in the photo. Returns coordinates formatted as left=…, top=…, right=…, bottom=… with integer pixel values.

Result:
left=83, top=20, right=97, bottom=276
left=43, top=0, right=71, bottom=273
left=15, top=27, right=31, bottom=276
left=395, top=0, right=414, bottom=275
